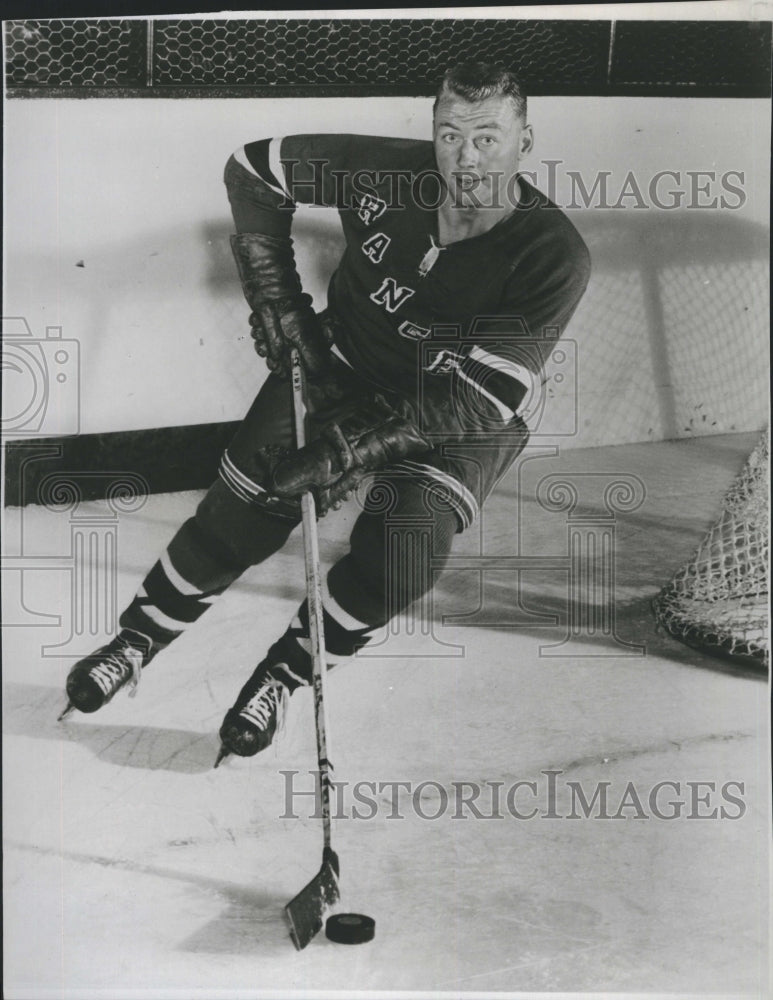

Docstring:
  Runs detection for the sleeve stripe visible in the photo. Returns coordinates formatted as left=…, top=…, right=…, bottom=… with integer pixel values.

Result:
left=236, top=140, right=292, bottom=200
left=330, top=342, right=355, bottom=369
left=468, top=346, right=535, bottom=398
left=455, top=367, right=516, bottom=422
left=233, top=145, right=261, bottom=178
left=268, top=137, right=293, bottom=200
left=459, top=346, right=536, bottom=420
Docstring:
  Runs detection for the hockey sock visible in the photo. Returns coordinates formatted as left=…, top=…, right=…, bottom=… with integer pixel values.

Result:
left=262, top=480, right=458, bottom=687
left=263, top=597, right=376, bottom=690
left=120, top=519, right=233, bottom=654
left=120, top=481, right=298, bottom=657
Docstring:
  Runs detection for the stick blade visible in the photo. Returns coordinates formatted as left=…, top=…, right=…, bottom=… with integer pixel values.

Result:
left=284, top=847, right=340, bottom=950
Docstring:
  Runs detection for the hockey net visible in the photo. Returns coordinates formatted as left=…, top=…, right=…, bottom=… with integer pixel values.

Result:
left=653, top=430, right=770, bottom=668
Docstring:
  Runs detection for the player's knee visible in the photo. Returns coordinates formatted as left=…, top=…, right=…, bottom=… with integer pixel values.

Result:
left=354, top=479, right=459, bottom=559
left=338, top=479, right=458, bottom=610
left=195, top=479, right=298, bottom=569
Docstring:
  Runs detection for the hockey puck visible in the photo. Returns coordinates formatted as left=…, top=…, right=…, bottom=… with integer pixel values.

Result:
left=325, top=913, right=375, bottom=945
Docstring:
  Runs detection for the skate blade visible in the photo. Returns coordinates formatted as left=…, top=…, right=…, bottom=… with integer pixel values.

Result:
left=57, top=702, right=75, bottom=721
left=284, top=846, right=340, bottom=950
left=213, top=745, right=230, bottom=769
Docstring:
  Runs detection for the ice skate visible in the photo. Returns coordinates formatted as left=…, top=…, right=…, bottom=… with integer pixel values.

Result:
left=215, top=663, right=290, bottom=765
left=59, top=629, right=153, bottom=718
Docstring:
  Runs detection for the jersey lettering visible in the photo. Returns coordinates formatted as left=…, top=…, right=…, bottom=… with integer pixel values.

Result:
left=369, top=277, right=415, bottom=314
left=398, top=320, right=431, bottom=340
left=425, top=348, right=465, bottom=375
left=357, top=194, right=387, bottom=225
left=361, top=232, right=391, bottom=264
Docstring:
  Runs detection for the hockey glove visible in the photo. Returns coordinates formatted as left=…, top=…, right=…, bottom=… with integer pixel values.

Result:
left=268, top=392, right=438, bottom=503
left=230, top=232, right=331, bottom=379
left=268, top=361, right=521, bottom=506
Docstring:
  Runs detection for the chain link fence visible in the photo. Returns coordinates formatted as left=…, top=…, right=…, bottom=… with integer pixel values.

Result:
left=5, top=19, right=146, bottom=88
left=5, top=18, right=772, bottom=97
left=150, top=19, right=609, bottom=90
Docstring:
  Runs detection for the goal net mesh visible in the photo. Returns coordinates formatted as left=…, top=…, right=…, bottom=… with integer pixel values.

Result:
left=653, top=430, right=769, bottom=667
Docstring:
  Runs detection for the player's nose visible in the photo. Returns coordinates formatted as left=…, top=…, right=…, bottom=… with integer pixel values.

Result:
left=456, top=139, right=478, bottom=169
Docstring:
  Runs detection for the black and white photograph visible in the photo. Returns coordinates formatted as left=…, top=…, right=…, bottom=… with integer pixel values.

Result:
left=2, top=3, right=771, bottom=997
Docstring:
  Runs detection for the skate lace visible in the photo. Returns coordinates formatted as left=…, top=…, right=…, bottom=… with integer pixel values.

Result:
left=90, top=645, right=144, bottom=699
left=239, top=679, right=288, bottom=733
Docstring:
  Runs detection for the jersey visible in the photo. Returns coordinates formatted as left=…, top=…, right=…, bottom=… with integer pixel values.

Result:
left=230, top=133, right=591, bottom=432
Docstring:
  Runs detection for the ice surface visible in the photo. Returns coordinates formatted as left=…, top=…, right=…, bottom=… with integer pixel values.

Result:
left=2, top=435, right=769, bottom=998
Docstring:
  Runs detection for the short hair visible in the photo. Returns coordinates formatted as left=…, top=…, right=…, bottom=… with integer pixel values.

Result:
left=433, top=62, right=527, bottom=122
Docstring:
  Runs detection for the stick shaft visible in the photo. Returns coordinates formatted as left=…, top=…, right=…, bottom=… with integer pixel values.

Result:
left=290, top=349, right=334, bottom=851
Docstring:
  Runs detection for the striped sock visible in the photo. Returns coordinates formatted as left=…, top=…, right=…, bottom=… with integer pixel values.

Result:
left=119, top=517, right=243, bottom=655
left=266, top=591, right=376, bottom=690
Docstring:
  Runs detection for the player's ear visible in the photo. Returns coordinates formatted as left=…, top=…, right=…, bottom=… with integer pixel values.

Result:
left=519, top=125, right=534, bottom=157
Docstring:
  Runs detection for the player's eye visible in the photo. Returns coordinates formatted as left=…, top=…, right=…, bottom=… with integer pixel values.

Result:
left=440, top=132, right=459, bottom=143
left=477, top=136, right=496, bottom=147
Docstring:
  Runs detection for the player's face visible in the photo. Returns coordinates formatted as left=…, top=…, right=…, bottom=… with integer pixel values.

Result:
left=433, top=92, right=533, bottom=210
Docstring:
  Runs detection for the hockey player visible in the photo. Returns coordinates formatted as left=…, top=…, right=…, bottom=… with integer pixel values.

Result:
left=61, top=62, right=591, bottom=759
